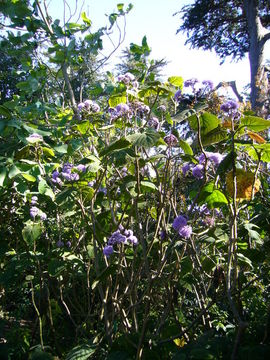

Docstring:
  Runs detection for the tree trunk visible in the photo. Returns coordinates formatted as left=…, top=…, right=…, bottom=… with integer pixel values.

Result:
left=243, top=0, right=270, bottom=116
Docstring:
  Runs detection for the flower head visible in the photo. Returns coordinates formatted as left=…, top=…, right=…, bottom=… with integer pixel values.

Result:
left=27, top=133, right=43, bottom=143
left=164, top=134, right=178, bottom=147
left=179, top=225, right=192, bottom=238
left=182, top=163, right=191, bottom=176
left=158, top=104, right=166, bottom=112
left=76, top=164, right=86, bottom=173
left=184, top=78, right=198, bottom=88
left=174, top=89, right=182, bottom=102
left=202, top=80, right=214, bottom=91
left=192, top=164, right=204, bottom=179
left=148, top=117, right=160, bottom=130
left=220, top=100, right=239, bottom=113
left=173, top=215, right=188, bottom=231
left=30, top=206, right=39, bottom=219
left=199, top=152, right=223, bottom=166
left=103, top=245, right=114, bottom=257
left=31, top=196, right=38, bottom=205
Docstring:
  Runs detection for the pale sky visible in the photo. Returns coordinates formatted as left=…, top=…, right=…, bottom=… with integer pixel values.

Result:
left=47, top=0, right=270, bottom=93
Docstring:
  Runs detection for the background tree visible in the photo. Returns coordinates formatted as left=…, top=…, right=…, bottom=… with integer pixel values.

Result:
left=176, top=0, right=270, bottom=115
left=115, top=36, right=168, bottom=83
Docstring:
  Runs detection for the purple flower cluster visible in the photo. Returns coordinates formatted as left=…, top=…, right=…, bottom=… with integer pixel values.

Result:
left=184, top=78, right=198, bottom=88
left=182, top=152, right=223, bottom=180
left=220, top=100, right=239, bottom=113
left=174, top=89, right=182, bottom=102
left=78, top=99, right=100, bottom=113
left=147, top=117, right=160, bottom=130
left=198, top=152, right=224, bottom=166
left=117, top=72, right=135, bottom=85
left=164, top=134, right=178, bottom=147
left=158, top=104, right=166, bottom=112
left=52, top=162, right=86, bottom=186
left=29, top=196, right=47, bottom=221
left=103, top=226, right=138, bottom=257
left=27, top=133, right=43, bottom=143
left=109, top=103, right=131, bottom=121
left=173, top=215, right=192, bottom=239
left=202, top=80, right=214, bottom=91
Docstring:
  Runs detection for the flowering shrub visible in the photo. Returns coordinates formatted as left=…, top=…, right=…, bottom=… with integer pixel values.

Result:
left=1, top=3, right=270, bottom=360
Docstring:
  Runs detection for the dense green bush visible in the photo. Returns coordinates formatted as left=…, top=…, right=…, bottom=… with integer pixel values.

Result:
left=1, top=1, right=270, bottom=359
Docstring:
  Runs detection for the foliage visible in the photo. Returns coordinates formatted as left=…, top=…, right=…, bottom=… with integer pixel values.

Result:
left=1, top=1, right=270, bottom=360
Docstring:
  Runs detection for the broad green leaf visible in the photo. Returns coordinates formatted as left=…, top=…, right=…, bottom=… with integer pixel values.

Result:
left=100, top=138, right=131, bottom=157
left=248, top=144, right=270, bottom=162
left=48, top=259, right=66, bottom=277
left=54, top=144, right=68, bottom=154
left=205, top=190, right=228, bottom=208
left=127, top=129, right=160, bottom=148
left=0, top=167, right=7, bottom=187
left=141, top=181, right=157, bottom=190
left=22, top=223, right=43, bottom=245
left=189, top=112, right=220, bottom=135
left=77, top=121, right=90, bottom=134
left=21, top=173, right=36, bottom=182
left=0, top=105, right=11, bottom=118
left=241, top=116, right=270, bottom=132
left=108, top=94, right=126, bottom=108
left=42, top=147, right=55, bottom=158
left=216, top=151, right=236, bottom=176
left=201, top=128, right=228, bottom=146
left=8, top=164, right=21, bottom=178
left=66, top=343, right=96, bottom=360
left=179, top=139, right=193, bottom=155
left=38, top=179, right=55, bottom=200
left=168, top=76, right=184, bottom=88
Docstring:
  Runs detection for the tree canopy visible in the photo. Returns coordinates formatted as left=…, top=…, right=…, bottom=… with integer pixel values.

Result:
left=177, top=0, right=270, bottom=114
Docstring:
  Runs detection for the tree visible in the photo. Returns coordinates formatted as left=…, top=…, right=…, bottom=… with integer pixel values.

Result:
left=176, top=0, right=270, bottom=115
left=116, top=36, right=168, bottom=83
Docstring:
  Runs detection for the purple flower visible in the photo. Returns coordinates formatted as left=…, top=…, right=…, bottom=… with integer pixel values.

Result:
left=30, top=206, right=39, bottom=219
left=148, top=117, right=160, bottom=130
left=27, top=133, right=43, bottom=143
left=179, top=225, right=192, bottom=238
left=204, top=217, right=215, bottom=227
left=118, top=72, right=135, bottom=85
left=182, top=163, right=191, bottom=176
left=128, top=235, right=138, bottom=245
left=40, top=212, right=47, bottom=221
left=52, top=170, right=60, bottom=180
left=90, top=102, right=100, bottom=113
left=76, top=164, right=86, bottom=172
left=78, top=102, right=85, bottom=111
left=160, top=230, right=166, bottom=240
left=103, top=245, right=114, bottom=257
left=192, top=164, right=204, bottom=179
left=173, top=215, right=188, bottom=231
left=202, top=80, right=214, bottom=91
left=84, top=100, right=93, bottom=109
left=158, top=105, right=166, bottom=112
left=220, top=100, right=239, bottom=113
left=31, top=196, right=38, bottom=205
left=184, top=78, right=198, bottom=88
left=164, top=134, right=178, bottom=147
left=132, top=80, right=139, bottom=89
left=199, top=152, right=223, bottom=166
left=88, top=180, right=95, bottom=187
left=56, top=240, right=64, bottom=248
left=174, top=89, right=182, bottom=102
left=66, top=241, right=71, bottom=248
left=108, top=230, right=127, bottom=245
left=199, top=204, right=211, bottom=216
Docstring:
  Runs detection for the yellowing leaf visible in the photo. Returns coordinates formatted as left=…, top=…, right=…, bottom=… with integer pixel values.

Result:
left=247, top=131, right=266, bottom=144
left=173, top=337, right=186, bottom=348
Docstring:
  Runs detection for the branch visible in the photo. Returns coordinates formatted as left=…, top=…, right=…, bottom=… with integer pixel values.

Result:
left=215, top=81, right=244, bottom=102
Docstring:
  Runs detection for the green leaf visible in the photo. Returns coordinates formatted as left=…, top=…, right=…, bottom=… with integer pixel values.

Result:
left=42, top=147, right=55, bottom=158
left=117, top=3, right=124, bottom=12
left=179, top=139, right=193, bottom=155
left=168, top=76, right=184, bottom=88
left=189, top=112, right=220, bottom=135
left=100, top=138, right=131, bottom=157
left=54, top=144, right=68, bottom=154
left=201, top=128, right=228, bottom=146
left=22, top=223, right=43, bottom=245
left=248, top=144, right=270, bottom=162
left=244, top=223, right=262, bottom=244
left=77, top=121, right=90, bottom=135
left=127, top=129, right=160, bottom=148
left=205, top=190, right=228, bottom=208
left=38, top=179, right=55, bottom=200
left=81, top=11, right=92, bottom=25
left=21, top=173, right=36, bottom=182
left=216, top=151, right=236, bottom=176
left=0, top=167, right=7, bottom=187
left=66, top=343, right=96, bottom=360
left=108, top=94, right=126, bottom=108
left=141, top=181, right=157, bottom=191
left=241, top=116, right=270, bottom=132
left=48, top=259, right=66, bottom=277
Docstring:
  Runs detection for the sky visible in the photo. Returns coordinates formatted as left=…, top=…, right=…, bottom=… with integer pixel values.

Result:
left=47, top=0, right=270, bottom=93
